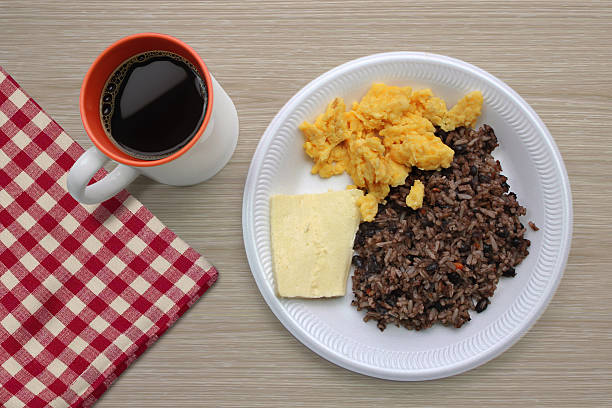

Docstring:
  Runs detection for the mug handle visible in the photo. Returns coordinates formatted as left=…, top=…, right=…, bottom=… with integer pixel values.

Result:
left=67, top=147, right=140, bottom=204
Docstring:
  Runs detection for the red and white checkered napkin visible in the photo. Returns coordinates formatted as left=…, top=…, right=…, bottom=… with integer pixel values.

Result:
left=0, top=66, right=218, bottom=407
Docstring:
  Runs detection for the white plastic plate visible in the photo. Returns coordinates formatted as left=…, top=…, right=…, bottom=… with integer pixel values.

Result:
left=242, top=52, right=572, bottom=380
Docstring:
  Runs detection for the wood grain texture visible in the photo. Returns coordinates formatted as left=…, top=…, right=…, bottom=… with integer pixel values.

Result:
left=1, top=0, right=611, bottom=406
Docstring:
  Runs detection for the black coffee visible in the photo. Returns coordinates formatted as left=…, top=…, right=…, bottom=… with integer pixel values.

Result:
left=100, top=51, right=208, bottom=159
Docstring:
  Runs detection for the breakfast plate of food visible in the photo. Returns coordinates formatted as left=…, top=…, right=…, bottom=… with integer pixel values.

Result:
left=242, top=52, right=572, bottom=380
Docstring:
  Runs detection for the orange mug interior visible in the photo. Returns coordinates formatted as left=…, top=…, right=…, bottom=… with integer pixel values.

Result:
left=80, top=33, right=214, bottom=167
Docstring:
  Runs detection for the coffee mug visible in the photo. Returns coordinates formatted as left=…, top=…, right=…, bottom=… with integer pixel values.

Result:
left=67, top=33, right=239, bottom=204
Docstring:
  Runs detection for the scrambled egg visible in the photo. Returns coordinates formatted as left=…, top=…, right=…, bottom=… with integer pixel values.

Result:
left=405, top=179, right=425, bottom=210
left=299, top=83, right=483, bottom=221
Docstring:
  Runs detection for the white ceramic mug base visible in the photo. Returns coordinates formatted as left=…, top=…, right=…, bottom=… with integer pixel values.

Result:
left=68, top=75, right=239, bottom=204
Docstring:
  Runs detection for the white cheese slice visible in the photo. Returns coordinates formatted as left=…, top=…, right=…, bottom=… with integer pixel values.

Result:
left=270, top=189, right=363, bottom=298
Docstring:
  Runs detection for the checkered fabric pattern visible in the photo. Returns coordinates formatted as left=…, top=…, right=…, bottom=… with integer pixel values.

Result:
left=0, top=66, right=218, bottom=408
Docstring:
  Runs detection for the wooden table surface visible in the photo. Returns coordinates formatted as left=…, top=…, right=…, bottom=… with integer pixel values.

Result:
left=1, top=1, right=611, bottom=406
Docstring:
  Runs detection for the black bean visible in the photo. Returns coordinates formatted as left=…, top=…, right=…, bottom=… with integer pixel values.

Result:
left=475, top=298, right=489, bottom=313
left=496, top=227, right=509, bottom=238
left=469, top=165, right=478, bottom=176
left=448, top=272, right=462, bottom=285
left=511, top=237, right=522, bottom=247
left=385, top=296, right=396, bottom=307
left=435, top=128, right=448, bottom=143
left=479, top=174, right=491, bottom=183
left=469, top=276, right=477, bottom=284
left=352, top=255, right=363, bottom=268
left=425, top=262, right=438, bottom=273
left=454, top=144, right=466, bottom=154
left=502, top=267, right=516, bottom=277
left=390, top=289, right=403, bottom=298
left=423, top=220, right=434, bottom=227
left=483, top=243, right=492, bottom=253
left=501, top=181, right=510, bottom=190
left=366, top=256, right=381, bottom=274
left=433, top=301, right=449, bottom=311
